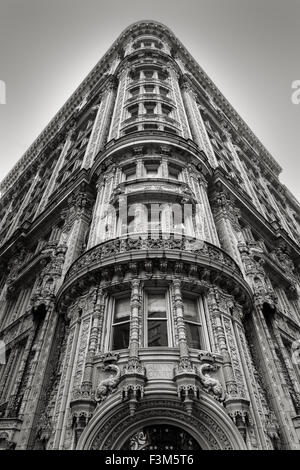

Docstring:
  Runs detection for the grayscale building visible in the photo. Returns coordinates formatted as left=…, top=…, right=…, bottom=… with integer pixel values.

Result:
left=0, top=20, right=300, bottom=450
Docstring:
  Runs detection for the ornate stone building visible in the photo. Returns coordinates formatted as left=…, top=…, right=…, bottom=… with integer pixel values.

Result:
left=0, top=20, right=300, bottom=450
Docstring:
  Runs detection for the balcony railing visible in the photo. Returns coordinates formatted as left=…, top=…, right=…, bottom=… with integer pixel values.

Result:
left=122, top=113, right=179, bottom=127
left=126, top=93, right=174, bottom=106
left=65, top=233, right=243, bottom=282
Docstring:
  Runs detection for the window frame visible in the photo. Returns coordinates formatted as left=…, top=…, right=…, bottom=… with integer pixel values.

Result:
left=182, top=293, right=211, bottom=351
left=143, top=288, right=174, bottom=348
left=106, top=293, right=131, bottom=351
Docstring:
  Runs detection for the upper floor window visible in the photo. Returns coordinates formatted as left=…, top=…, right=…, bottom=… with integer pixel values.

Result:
left=128, top=104, right=139, bottom=117
left=123, top=165, right=136, bottom=181
left=161, top=104, right=172, bottom=117
left=130, top=86, right=140, bottom=97
left=111, top=295, right=131, bottom=350
left=144, top=84, right=155, bottom=94
left=144, top=123, right=158, bottom=131
left=145, top=291, right=169, bottom=347
left=144, top=101, right=156, bottom=115
left=183, top=296, right=202, bottom=349
left=132, top=39, right=163, bottom=50
left=168, top=164, right=181, bottom=180
left=145, top=160, right=160, bottom=177
left=159, top=87, right=169, bottom=97
left=104, top=288, right=209, bottom=352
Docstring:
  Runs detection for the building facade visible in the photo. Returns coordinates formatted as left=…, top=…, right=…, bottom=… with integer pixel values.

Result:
left=0, top=21, right=300, bottom=450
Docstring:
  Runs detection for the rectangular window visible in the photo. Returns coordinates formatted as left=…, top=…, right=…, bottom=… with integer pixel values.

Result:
left=128, top=104, right=139, bottom=117
left=130, top=87, right=140, bottom=96
left=143, top=70, right=154, bottom=79
left=144, top=101, right=156, bottom=115
left=146, top=291, right=168, bottom=347
left=168, top=164, right=181, bottom=180
left=145, top=160, right=160, bottom=177
left=111, top=295, right=131, bottom=350
left=1, top=341, right=25, bottom=403
left=123, top=164, right=136, bottom=181
left=144, top=124, right=158, bottom=131
left=183, top=296, right=201, bottom=349
left=161, top=104, right=172, bottom=116
left=144, top=85, right=155, bottom=94
left=159, top=87, right=169, bottom=97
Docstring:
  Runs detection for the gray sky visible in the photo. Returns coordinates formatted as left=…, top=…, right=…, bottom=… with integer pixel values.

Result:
left=0, top=0, right=299, bottom=201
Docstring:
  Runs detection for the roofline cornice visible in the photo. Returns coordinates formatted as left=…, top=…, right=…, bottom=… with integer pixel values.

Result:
left=0, top=20, right=282, bottom=195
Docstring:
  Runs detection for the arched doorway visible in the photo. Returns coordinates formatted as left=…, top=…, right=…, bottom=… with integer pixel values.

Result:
left=122, top=424, right=201, bottom=450
left=77, top=394, right=246, bottom=450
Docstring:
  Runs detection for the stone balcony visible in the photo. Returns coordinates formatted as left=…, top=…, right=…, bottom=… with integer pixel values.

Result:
left=57, top=234, right=253, bottom=310
left=110, top=178, right=195, bottom=204
left=122, top=113, right=180, bottom=128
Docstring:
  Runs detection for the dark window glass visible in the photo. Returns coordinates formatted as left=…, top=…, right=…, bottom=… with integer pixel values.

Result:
left=147, top=293, right=168, bottom=347
left=112, top=296, right=130, bottom=350
left=183, top=297, right=201, bottom=349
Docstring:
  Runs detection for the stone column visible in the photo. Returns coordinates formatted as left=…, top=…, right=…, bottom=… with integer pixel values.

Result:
left=5, top=323, right=36, bottom=416
left=0, top=195, right=14, bottom=233
left=35, top=128, right=76, bottom=217
left=224, top=132, right=264, bottom=211
left=60, top=190, right=93, bottom=277
left=53, top=310, right=82, bottom=450
left=6, top=172, right=41, bottom=239
left=87, top=166, right=117, bottom=248
left=81, top=289, right=106, bottom=390
left=16, top=305, right=58, bottom=449
left=207, top=288, right=238, bottom=397
left=211, top=190, right=243, bottom=268
left=136, top=157, right=145, bottom=178
left=81, top=75, right=118, bottom=169
left=180, top=74, right=218, bottom=167
left=160, top=156, right=169, bottom=178
left=186, top=166, right=220, bottom=245
left=251, top=305, right=300, bottom=449
left=168, top=68, right=191, bottom=139
left=86, top=177, right=106, bottom=249
left=108, top=67, right=128, bottom=141
left=172, top=279, right=192, bottom=369
left=128, top=279, right=142, bottom=364
left=232, top=310, right=268, bottom=449
left=271, top=317, right=300, bottom=413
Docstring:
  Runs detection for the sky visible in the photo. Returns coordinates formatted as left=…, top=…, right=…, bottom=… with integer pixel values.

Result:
left=0, top=0, right=299, bottom=201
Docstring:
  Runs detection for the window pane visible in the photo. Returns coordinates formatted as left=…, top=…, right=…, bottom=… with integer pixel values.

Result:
left=112, top=323, right=130, bottom=350
left=148, top=320, right=168, bottom=346
left=148, top=293, right=166, bottom=318
left=183, top=297, right=198, bottom=321
left=114, top=297, right=131, bottom=323
left=185, top=323, right=201, bottom=349
left=144, top=85, right=155, bottom=93
left=144, top=70, right=153, bottom=78
left=130, top=87, right=140, bottom=96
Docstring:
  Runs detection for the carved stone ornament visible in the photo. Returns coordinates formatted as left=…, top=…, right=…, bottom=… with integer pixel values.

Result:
left=95, top=364, right=121, bottom=403
left=198, top=363, right=226, bottom=402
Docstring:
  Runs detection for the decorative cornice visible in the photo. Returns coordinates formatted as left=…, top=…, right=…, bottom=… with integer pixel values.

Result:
left=1, top=20, right=282, bottom=198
